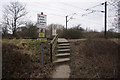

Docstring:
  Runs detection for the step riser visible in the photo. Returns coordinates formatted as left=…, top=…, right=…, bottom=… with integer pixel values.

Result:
left=53, top=60, right=70, bottom=65
left=54, top=59, right=70, bottom=63
left=59, top=45, right=70, bottom=46
left=58, top=42, right=69, bottom=44
left=56, top=55, right=70, bottom=58
left=54, top=38, right=71, bottom=65
left=57, top=47, right=70, bottom=49
left=58, top=51, right=70, bottom=53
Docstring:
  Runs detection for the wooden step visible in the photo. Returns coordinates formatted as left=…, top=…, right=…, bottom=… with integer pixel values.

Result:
left=55, top=53, right=70, bottom=57
left=58, top=43, right=70, bottom=46
left=57, top=46, right=70, bottom=49
left=53, top=58, right=70, bottom=63
left=58, top=41, right=69, bottom=44
left=58, top=38, right=69, bottom=43
left=57, top=49, right=70, bottom=53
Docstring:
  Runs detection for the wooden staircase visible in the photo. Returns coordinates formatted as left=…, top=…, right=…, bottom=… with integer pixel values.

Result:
left=53, top=38, right=70, bottom=64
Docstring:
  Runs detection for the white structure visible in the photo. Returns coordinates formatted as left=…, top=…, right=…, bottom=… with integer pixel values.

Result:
left=52, top=27, right=57, bottom=36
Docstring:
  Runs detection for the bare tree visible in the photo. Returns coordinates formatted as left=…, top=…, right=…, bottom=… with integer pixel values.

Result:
left=2, top=1, right=27, bottom=36
left=108, top=1, right=120, bottom=32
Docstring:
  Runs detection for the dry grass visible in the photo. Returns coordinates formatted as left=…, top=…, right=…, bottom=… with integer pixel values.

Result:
left=2, top=39, right=54, bottom=78
left=70, top=38, right=119, bottom=78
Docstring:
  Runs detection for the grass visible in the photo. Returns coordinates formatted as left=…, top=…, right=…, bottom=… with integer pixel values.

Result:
left=2, top=39, right=53, bottom=78
left=69, top=38, right=119, bottom=78
left=109, top=38, right=119, bottom=43
left=68, top=38, right=87, bottom=43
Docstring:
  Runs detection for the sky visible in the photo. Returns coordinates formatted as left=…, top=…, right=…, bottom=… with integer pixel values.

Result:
left=0, top=0, right=118, bottom=32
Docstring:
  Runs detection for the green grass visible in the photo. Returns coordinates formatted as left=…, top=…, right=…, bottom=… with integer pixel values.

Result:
left=3, top=39, right=43, bottom=54
left=3, top=38, right=50, bottom=61
left=2, top=39, right=52, bottom=78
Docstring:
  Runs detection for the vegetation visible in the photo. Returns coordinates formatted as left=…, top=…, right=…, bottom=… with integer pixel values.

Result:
left=2, top=39, right=53, bottom=78
left=61, top=25, right=85, bottom=39
left=2, top=1, right=27, bottom=37
left=1, top=1, right=119, bottom=79
left=17, top=23, right=38, bottom=38
left=69, top=38, right=120, bottom=78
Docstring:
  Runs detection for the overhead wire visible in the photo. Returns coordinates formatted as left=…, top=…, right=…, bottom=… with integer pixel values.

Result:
left=81, top=2, right=104, bottom=17
left=27, top=1, right=110, bottom=29
left=59, top=2, right=104, bottom=25
left=28, top=8, right=65, bottom=18
left=31, top=2, right=105, bottom=17
left=86, top=2, right=104, bottom=10
left=60, top=2, right=105, bottom=19
left=30, top=2, right=79, bottom=15
left=72, top=15, right=103, bottom=26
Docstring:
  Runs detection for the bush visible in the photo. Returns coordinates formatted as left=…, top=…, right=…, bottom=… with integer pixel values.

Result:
left=59, top=25, right=85, bottom=39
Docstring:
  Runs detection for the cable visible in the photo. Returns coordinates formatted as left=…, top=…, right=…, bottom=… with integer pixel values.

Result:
left=73, top=17, right=103, bottom=26
left=60, top=2, right=86, bottom=11
left=60, top=2, right=104, bottom=13
left=86, top=3, right=104, bottom=11
left=29, top=2, right=78, bottom=15
left=28, top=3, right=66, bottom=14
left=28, top=9, right=65, bottom=18
left=79, top=2, right=105, bottom=17
left=25, top=2, right=115, bottom=29
left=28, top=2, right=105, bottom=20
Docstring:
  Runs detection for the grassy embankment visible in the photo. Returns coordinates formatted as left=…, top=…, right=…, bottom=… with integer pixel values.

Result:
left=2, top=39, right=53, bottom=78
left=69, top=38, right=120, bottom=78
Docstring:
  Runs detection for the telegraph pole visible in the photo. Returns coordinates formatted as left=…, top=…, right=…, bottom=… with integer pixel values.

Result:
left=105, top=1, right=107, bottom=38
left=66, top=16, right=68, bottom=30
left=65, top=13, right=76, bottom=30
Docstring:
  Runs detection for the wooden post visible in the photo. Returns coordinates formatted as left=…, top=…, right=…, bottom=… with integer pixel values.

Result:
left=66, top=16, right=68, bottom=30
left=105, top=1, right=107, bottom=38
left=50, top=43, right=52, bottom=62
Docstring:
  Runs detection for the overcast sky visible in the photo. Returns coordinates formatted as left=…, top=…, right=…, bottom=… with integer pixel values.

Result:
left=0, top=0, right=118, bottom=31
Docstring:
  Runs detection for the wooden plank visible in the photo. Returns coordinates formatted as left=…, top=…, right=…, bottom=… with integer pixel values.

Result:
left=55, top=53, right=70, bottom=57
left=53, top=58, right=70, bottom=63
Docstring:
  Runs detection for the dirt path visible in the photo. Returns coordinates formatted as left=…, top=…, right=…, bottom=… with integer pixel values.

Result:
left=52, top=65, right=70, bottom=78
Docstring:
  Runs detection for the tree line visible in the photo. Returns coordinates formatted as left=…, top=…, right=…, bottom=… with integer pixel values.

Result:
left=1, top=1, right=119, bottom=39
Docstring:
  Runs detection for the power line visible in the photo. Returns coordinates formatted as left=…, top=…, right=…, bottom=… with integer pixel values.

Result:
left=60, top=2, right=105, bottom=14
left=85, top=2, right=104, bottom=11
left=28, top=3, right=67, bottom=14
left=29, top=3, right=104, bottom=25
left=60, top=2, right=86, bottom=11
left=32, top=7, right=102, bottom=23
left=28, top=9, right=65, bottom=17
left=30, top=2, right=88, bottom=19
left=87, top=3, right=103, bottom=9
left=26, top=3, right=68, bottom=17
left=30, top=2, right=78, bottom=15
left=29, top=2, right=105, bottom=19
left=74, top=17, right=103, bottom=26
left=26, top=2, right=110, bottom=31
left=74, top=2, right=105, bottom=17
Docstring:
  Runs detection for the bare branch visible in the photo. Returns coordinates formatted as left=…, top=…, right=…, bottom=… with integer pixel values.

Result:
left=2, top=1, right=27, bottom=36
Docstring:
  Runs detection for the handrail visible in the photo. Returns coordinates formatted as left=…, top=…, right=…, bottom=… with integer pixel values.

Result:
left=50, top=34, right=58, bottom=62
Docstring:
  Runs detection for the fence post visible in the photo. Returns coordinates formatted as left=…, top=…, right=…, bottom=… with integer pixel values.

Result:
left=50, top=43, right=52, bottom=62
